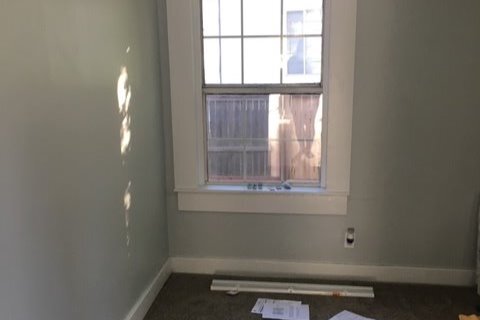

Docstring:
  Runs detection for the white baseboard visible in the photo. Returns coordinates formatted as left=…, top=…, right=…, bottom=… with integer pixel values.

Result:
left=124, top=259, right=172, bottom=320
left=170, top=257, right=475, bottom=287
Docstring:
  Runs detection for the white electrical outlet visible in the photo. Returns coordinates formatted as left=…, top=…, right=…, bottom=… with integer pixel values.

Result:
left=344, top=228, right=355, bottom=248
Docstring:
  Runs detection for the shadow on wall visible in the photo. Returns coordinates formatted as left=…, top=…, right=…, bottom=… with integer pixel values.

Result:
left=351, top=0, right=480, bottom=268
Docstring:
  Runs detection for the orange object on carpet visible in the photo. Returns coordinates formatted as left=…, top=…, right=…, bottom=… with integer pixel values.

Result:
left=459, top=315, right=480, bottom=320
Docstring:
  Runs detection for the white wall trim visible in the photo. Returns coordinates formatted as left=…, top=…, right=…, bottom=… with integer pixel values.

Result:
left=124, top=259, right=172, bottom=320
left=170, top=257, right=474, bottom=287
left=177, top=189, right=347, bottom=215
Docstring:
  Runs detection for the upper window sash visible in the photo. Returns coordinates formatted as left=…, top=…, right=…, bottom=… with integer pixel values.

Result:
left=200, top=0, right=324, bottom=87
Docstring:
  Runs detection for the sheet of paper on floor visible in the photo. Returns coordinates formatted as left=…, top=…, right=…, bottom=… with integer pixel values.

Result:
left=329, top=310, right=375, bottom=320
left=261, top=300, right=309, bottom=320
left=251, top=298, right=301, bottom=314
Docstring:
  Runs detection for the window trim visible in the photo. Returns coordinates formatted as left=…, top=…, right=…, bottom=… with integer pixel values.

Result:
left=166, top=0, right=357, bottom=215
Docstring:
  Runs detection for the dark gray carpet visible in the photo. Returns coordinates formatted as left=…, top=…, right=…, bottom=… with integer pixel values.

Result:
left=144, top=273, right=478, bottom=320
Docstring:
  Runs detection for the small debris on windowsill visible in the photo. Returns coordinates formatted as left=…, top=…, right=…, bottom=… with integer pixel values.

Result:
left=247, top=182, right=294, bottom=191
left=281, top=181, right=292, bottom=190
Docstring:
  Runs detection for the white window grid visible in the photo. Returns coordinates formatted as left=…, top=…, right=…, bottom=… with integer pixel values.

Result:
left=200, top=0, right=325, bottom=94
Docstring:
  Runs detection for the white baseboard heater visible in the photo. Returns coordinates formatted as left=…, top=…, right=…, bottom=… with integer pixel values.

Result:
left=211, top=279, right=374, bottom=298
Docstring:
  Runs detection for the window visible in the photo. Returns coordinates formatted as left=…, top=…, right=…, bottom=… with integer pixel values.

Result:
left=166, top=0, right=357, bottom=214
left=202, top=0, right=323, bottom=185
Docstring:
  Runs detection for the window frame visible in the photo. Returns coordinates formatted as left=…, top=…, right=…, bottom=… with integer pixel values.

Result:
left=166, top=0, right=357, bottom=215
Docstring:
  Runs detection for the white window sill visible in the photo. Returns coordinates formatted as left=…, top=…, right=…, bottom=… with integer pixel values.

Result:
left=175, top=185, right=348, bottom=215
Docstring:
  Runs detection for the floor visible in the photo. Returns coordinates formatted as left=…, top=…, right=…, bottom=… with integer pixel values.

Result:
left=144, top=273, right=479, bottom=320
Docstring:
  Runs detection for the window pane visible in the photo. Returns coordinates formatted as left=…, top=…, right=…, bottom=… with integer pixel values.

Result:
left=206, top=95, right=244, bottom=139
left=202, top=0, right=219, bottom=36
left=245, top=150, right=270, bottom=180
left=283, top=36, right=321, bottom=83
left=206, top=94, right=322, bottom=184
left=203, top=39, right=220, bottom=84
left=243, top=0, right=281, bottom=36
left=284, top=0, right=323, bottom=35
left=220, top=0, right=241, bottom=36
left=208, top=144, right=244, bottom=181
left=305, top=36, right=322, bottom=74
left=281, top=94, right=323, bottom=182
left=221, top=38, right=242, bottom=84
left=304, top=7, right=323, bottom=34
left=286, top=10, right=303, bottom=35
left=244, top=38, right=281, bottom=84
left=243, top=97, right=270, bottom=138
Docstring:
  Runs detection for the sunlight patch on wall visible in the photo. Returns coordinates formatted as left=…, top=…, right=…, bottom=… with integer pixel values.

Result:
left=124, top=181, right=131, bottom=228
left=117, top=66, right=132, bottom=156
left=116, top=49, right=134, bottom=257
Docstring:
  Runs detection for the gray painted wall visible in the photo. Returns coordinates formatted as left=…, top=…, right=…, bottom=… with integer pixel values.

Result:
left=0, top=1, right=168, bottom=319
left=165, top=0, right=480, bottom=270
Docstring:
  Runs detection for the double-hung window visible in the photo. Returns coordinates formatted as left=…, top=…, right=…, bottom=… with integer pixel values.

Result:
left=202, top=0, right=324, bottom=185
left=166, top=0, right=357, bottom=214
